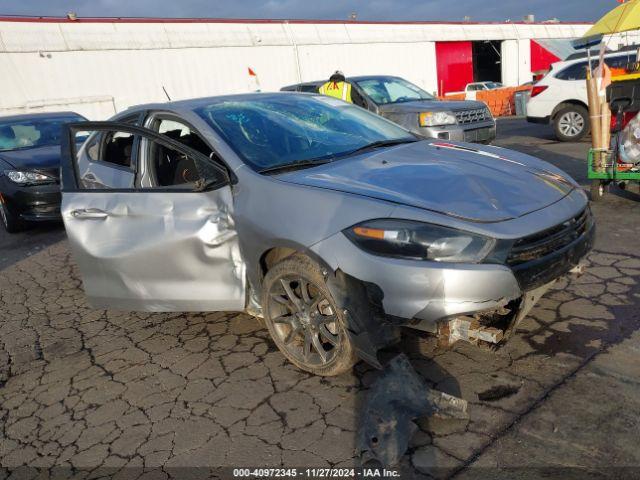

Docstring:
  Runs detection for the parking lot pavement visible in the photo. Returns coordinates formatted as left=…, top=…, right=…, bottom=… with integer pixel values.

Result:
left=0, top=222, right=65, bottom=271
left=1, top=119, right=640, bottom=478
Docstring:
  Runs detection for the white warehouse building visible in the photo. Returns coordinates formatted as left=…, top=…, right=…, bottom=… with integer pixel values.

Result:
left=0, top=16, right=598, bottom=119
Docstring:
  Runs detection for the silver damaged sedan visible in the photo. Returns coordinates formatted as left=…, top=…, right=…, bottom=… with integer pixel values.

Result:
left=60, top=93, right=594, bottom=376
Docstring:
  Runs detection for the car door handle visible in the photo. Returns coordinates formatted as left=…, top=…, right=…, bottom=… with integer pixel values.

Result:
left=71, top=208, right=109, bottom=219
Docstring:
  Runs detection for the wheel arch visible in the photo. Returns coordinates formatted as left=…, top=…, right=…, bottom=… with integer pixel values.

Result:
left=257, top=244, right=401, bottom=370
left=551, top=100, right=589, bottom=120
left=258, top=244, right=334, bottom=283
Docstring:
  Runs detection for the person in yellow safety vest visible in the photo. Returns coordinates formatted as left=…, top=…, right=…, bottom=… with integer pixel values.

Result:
left=318, top=71, right=353, bottom=104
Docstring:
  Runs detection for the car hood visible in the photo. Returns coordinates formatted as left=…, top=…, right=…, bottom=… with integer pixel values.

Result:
left=276, top=141, right=576, bottom=223
left=379, top=100, right=487, bottom=114
left=0, top=145, right=61, bottom=177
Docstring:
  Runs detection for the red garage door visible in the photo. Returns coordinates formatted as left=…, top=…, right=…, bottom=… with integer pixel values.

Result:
left=436, top=41, right=474, bottom=96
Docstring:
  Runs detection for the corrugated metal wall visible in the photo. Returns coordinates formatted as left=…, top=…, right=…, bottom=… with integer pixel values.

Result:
left=0, top=19, right=589, bottom=119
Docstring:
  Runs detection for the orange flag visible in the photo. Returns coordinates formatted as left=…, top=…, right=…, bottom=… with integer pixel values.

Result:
left=247, top=67, right=261, bottom=92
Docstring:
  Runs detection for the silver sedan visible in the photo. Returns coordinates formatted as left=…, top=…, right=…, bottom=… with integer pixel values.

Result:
left=60, top=93, right=594, bottom=376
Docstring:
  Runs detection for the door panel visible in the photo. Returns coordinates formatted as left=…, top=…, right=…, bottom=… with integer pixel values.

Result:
left=61, top=122, right=245, bottom=312
left=63, top=188, right=245, bottom=311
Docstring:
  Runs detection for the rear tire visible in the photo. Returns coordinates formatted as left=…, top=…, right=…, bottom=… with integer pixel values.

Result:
left=0, top=197, right=24, bottom=233
left=554, top=105, right=590, bottom=142
left=262, top=254, right=357, bottom=376
left=590, top=180, right=607, bottom=202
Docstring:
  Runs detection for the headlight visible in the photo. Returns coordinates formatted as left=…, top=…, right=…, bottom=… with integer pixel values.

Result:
left=419, top=111, right=456, bottom=127
left=344, top=219, right=495, bottom=263
left=6, top=170, right=55, bottom=185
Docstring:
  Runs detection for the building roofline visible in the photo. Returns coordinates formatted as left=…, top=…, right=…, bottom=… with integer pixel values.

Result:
left=0, top=14, right=593, bottom=26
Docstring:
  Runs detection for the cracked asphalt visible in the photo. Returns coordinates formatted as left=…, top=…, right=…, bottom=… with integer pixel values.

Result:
left=1, top=119, right=640, bottom=479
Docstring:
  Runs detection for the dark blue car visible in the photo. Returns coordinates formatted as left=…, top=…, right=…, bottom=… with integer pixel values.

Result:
left=0, top=111, right=87, bottom=232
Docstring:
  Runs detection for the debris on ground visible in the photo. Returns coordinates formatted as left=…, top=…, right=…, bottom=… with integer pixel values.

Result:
left=477, top=384, right=521, bottom=402
left=357, top=353, right=468, bottom=467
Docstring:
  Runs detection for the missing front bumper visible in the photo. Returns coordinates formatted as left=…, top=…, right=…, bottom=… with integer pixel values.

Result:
left=436, top=277, right=561, bottom=348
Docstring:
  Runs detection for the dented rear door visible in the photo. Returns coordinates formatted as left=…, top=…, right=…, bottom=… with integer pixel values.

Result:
left=60, top=122, right=245, bottom=312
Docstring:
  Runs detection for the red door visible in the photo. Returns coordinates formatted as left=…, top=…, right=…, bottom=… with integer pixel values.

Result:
left=436, top=41, right=474, bottom=96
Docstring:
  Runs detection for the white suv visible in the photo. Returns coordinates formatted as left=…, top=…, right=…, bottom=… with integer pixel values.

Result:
left=527, top=50, right=637, bottom=142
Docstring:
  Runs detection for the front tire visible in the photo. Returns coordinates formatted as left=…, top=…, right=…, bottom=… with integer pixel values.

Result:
left=554, top=105, right=590, bottom=142
left=0, top=196, right=24, bottom=233
left=590, top=180, right=607, bottom=202
left=262, top=254, right=357, bottom=376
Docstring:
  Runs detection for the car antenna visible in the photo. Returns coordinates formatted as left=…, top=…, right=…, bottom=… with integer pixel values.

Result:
left=162, top=86, right=172, bottom=101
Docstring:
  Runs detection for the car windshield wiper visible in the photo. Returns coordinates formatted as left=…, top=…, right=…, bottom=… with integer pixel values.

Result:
left=342, top=138, right=418, bottom=157
left=260, top=159, right=332, bottom=175
left=259, top=138, right=418, bottom=175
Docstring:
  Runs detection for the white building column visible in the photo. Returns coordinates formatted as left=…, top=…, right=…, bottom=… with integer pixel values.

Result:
left=500, top=39, right=532, bottom=86
left=517, top=39, right=532, bottom=85
left=500, top=40, right=519, bottom=86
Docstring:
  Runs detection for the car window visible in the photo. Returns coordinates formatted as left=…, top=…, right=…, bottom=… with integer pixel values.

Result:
left=73, top=127, right=226, bottom=191
left=74, top=129, right=136, bottom=190
left=85, top=131, right=135, bottom=168
left=195, top=95, right=415, bottom=172
left=299, top=84, right=320, bottom=93
left=146, top=139, right=224, bottom=189
left=80, top=114, right=140, bottom=169
left=556, top=55, right=638, bottom=81
left=143, top=118, right=222, bottom=189
left=0, top=115, right=86, bottom=152
left=349, top=86, right=369, bottom=109
left=606, top=54, right=637, bottom=70
left=155, top=118, right=213, bottom=158
left=555, top=61, right=589, bottom=81
left=354, top=78, right=435, bottom=105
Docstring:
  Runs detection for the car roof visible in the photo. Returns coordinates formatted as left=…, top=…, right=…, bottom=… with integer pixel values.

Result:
left=347, top=75, right=403, bottom=82
left=558, top=48, right=636, bottom=66
left=282, top=75, right=405, bottom=90
left=281, top=80, right=323, bottom=90
left=0, top=111, right=85, bottom=122
left=119, top=91, right=325, bottom=115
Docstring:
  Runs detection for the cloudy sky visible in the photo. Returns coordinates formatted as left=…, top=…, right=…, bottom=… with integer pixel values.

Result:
left=0, top=0, right=617, bottom=22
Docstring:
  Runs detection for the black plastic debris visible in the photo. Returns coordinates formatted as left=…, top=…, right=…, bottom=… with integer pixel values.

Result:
left=478, top=384, right=520, bottom=402
left=357, top=353, right=468, bottom=467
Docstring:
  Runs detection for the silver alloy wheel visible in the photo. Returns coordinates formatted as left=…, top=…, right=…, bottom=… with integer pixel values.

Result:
left=268, top=276, right=341, bottom=367
left=558, top=111, right=585, bottom=138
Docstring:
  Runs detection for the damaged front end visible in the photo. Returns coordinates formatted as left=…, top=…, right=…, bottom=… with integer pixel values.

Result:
left=326, top=269, right=402, bottom=369
left=319, top=229, right=592, bottom=365
left=324, top=270, right=557, bottom=367
left=436, top=280, right=556, bottom=349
